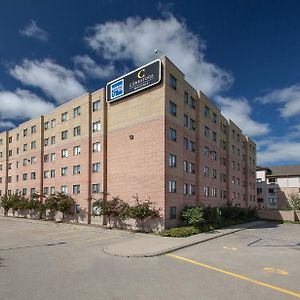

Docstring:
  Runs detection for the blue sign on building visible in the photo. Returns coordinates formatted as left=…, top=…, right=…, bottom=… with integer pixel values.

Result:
left=110, top=79, right=124, bottom=100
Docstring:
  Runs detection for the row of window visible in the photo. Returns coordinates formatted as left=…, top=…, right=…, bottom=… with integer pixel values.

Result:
left=0, top=183, right=101, bottom=197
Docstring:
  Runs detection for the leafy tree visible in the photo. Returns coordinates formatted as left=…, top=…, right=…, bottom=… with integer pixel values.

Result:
left=46, top=192, right=76, bottom=220
left=28, top=193, right=47, bottom=219
left=287, top=193, right=300, bottom=210
left=92, top=195, right=129, bottom=228
left=181, top=206, right=204, bottom=227
left=0, top=194, right=13, bottom=216
left=128, top=195, right=160, bottom=232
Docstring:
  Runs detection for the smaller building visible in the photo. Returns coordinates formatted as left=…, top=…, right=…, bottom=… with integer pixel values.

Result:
left=256, top=165, right=300, bottom=209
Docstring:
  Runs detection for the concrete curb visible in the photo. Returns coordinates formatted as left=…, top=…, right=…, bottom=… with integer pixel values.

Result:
left=103, top=221, right=268, bottom=258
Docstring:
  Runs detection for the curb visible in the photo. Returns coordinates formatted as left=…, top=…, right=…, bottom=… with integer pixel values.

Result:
left=103, top=221, right=268, bottom=258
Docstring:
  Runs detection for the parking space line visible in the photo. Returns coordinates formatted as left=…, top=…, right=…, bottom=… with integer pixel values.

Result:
left=166, top=254, right=300, bottom=298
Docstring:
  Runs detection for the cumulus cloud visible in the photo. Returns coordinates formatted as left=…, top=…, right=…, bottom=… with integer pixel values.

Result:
left=215, top=96, right=270, bottom=137
left=0, top=120, right=15, bottom=129
left=256, top=84, right=300, bottom=118
left=0, top=89, right=55, bottom=120
left=257, top=139, right=300, bottom=164
left=20, top=20, right=49, bottom=41
left=9, top=59, right=86, bottom=103
left=85, top=16, right=233, bottom=97
left=73, top=55, right=115, bottom=79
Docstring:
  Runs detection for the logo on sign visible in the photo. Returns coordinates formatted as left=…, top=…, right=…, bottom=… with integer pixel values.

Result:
left=111, top=79, right=124, bottom=99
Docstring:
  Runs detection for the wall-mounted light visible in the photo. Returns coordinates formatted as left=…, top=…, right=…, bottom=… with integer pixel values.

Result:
left=129, top=135, right=134, bottom=140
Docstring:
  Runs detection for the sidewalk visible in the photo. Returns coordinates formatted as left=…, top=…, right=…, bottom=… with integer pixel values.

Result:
left=103, top=221, right=268, bottom=257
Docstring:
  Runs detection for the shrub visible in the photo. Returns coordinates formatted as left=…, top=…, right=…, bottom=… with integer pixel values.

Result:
left=202, top=206, right=221, bottom=226
left=160, top=226, right=200, bottom=237
left=181, top=206, right=204, bottom=227
left=0, top=194, right=13, bottom=216
left=287, top=194, right=300, bottom=210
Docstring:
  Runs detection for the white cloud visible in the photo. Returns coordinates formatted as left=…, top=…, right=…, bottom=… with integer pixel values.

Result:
left=256, top=84, right=300, bottom=118
left=9, top=59, right=86, bottom=103
left=0, top=89, right=55, bottom=120
left=257, top=140, right=300, bottom=164
left=0, top=120, right=15, bottom=129
left=85, top=15, right=233, bottom=97
left=20, top=20, right=49, bottom=41
left=215, top=96, right=270, bottom=137
left=73, top=55, right=115, bottom=79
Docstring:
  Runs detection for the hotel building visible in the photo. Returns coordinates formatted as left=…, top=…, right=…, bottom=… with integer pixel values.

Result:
left=0, top=56, right=257, bottom=228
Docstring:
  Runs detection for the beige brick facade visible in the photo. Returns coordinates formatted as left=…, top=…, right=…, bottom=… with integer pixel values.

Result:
left=0, top=56, right=256, bottom=228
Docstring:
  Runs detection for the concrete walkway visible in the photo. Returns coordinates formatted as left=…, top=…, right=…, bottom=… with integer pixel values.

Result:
left=103, top=221, right=268, bottom=257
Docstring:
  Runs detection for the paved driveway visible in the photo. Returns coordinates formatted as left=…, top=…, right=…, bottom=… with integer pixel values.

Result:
left=0, top=217, right=299, bottom=300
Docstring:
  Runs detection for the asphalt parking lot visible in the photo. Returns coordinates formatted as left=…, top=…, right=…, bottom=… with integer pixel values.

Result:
left=0, top=217, right=299, bottom=300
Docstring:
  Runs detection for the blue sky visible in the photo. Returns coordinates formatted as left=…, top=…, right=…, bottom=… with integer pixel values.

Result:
left=1, top=0, right=300, bottom=166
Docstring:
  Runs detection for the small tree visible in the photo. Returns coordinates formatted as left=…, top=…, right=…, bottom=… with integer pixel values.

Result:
left=0, top=194, right=13, bottom=216
left=181, top=206, right=204, bottom=227
left=129, top=195, right=160, bottom=232
left=10, top=193, right=26, bottom=216
left=28, top=193, right=47, bottom=219
left=287, top=193, right=300, bottom=210
left=92, top=196, right=129, bottom=228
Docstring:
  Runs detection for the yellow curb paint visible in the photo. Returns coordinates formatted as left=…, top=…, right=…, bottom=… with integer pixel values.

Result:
left=264, top=267, right=288, bottom=276
left=166, top=254, right=300, bottom=298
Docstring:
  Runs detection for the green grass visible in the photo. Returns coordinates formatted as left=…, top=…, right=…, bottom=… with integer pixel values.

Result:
left=283, top=220, right=300, bottom=224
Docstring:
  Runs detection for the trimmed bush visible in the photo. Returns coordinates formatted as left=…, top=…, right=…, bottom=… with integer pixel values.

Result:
left=160, top=226, right=200, bottom=237
left=181, top=206, right=204, bottom=227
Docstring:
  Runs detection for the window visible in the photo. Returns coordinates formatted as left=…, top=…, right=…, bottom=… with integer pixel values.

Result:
left=23, top=128, right=28, bottom=137
left=73, top=145, right=81, bottom=156
left=44, top=187, right=49, bottom=195
left=169, top=207, right=177, bottom=219
left=204, top=106, right=210, bottom=117
left=16, top=133, right=20, bottom=141
left=257, top=188, right=262, bottom=194
left=212, top=169, right=217, bottom=179
left=212, top=131, right=217, bottom=142
left=73, top=165, right=81, bottom=175
left=51, top=119, right=56, bottom=128
left=23, top=173, right=28, bottom=181
left=31, top=157, right=36, bottom=164
left=8, top=150, right=12, bottom=156
left=44, top=122, right=49, bottom=130
left=92, top=142, right=101, bottom=152
left=61, top=149, right=68, bottom=158
left=7, top=176, right=12, bottom=183
left=190, top=97, right=196, bottom=109
left=189, top=184, right=195, bottom=195
left=31, top=125, right=36, bottom=134
left=93, top=121, right=101, bottom=132
left=22, top=188, right=27, bottom=196
left=168, top=180, right=176, bottom=193
left=73, top=106, right=81, bottom=117
left=16, top=147, right=19, bottom=155
left=190, top=140, right=196, bottom=152
left=184, top=114, right=189, bottom=127
left=204, top=126, right=209, bottom=137
left=61, top=112, right=68, bottom=122
left=44, top=154, right=49, bottom=163
left=168, top=101, right=177, bottom=116
left=31, top=172, right=36, bottom=180
left=74, top=126, right=81, bottom=136
left=0, top=139, right=2, bottom=145
left=268, top=198, right=277, bottom=205
left=168, top=128, right=177, bottom=142
left=44, top=138, right=49, bottom=146
left=23, top=143, right=28, bottom=151
left=61, top=130, right=68, bottom=140
left=211, top=150, right=217, bottom=160
left=92, top=163, right=101, bottom=173
left=204, top=186, right=209, bottom=197
left=203, top=166, right=209, bottom=176
left=9, top=136, right=12, bottom=143
left=8, top=163, right=12, bottom=170
left=183, top=183, right=188, bottom=195
left=61, top=167, right=68, bottom=176
left=61, top=186, right=68, bottom=194
left=23, top=159, right=28, bottom=166
left=92, top=184, right=101, bottom=193
left=73, top=184, right=80, bottom=194
left=183, top=160, right=188, bottom=172
left=184, top=92, right=189, bottom=103
left=203, top=146, right=209, bottom=156
left=212, top=113, right=217, bottom=123
left=44, top=171, right=50, bottom=178
left=50, top=136, right=56, bottom=145
left=50, top=187, right=55, bottom=195
left=50, top=153, right=56, bottom=161
left=268, top=178, right=277, bottom=183
left=93, top=100, right=101, bottom=112
left=31, top=141, right=36, bottom=149
left=168, top=154, right=176, bottom=167
left=189, top=118, right=196, bottom=131
left=268, top=188, right=277, bottom=194
left=30, top=188, right=36, bottom=195
left=169, top=74, right=177, bottom=90
left=188, top=162, right=195, bottom=174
